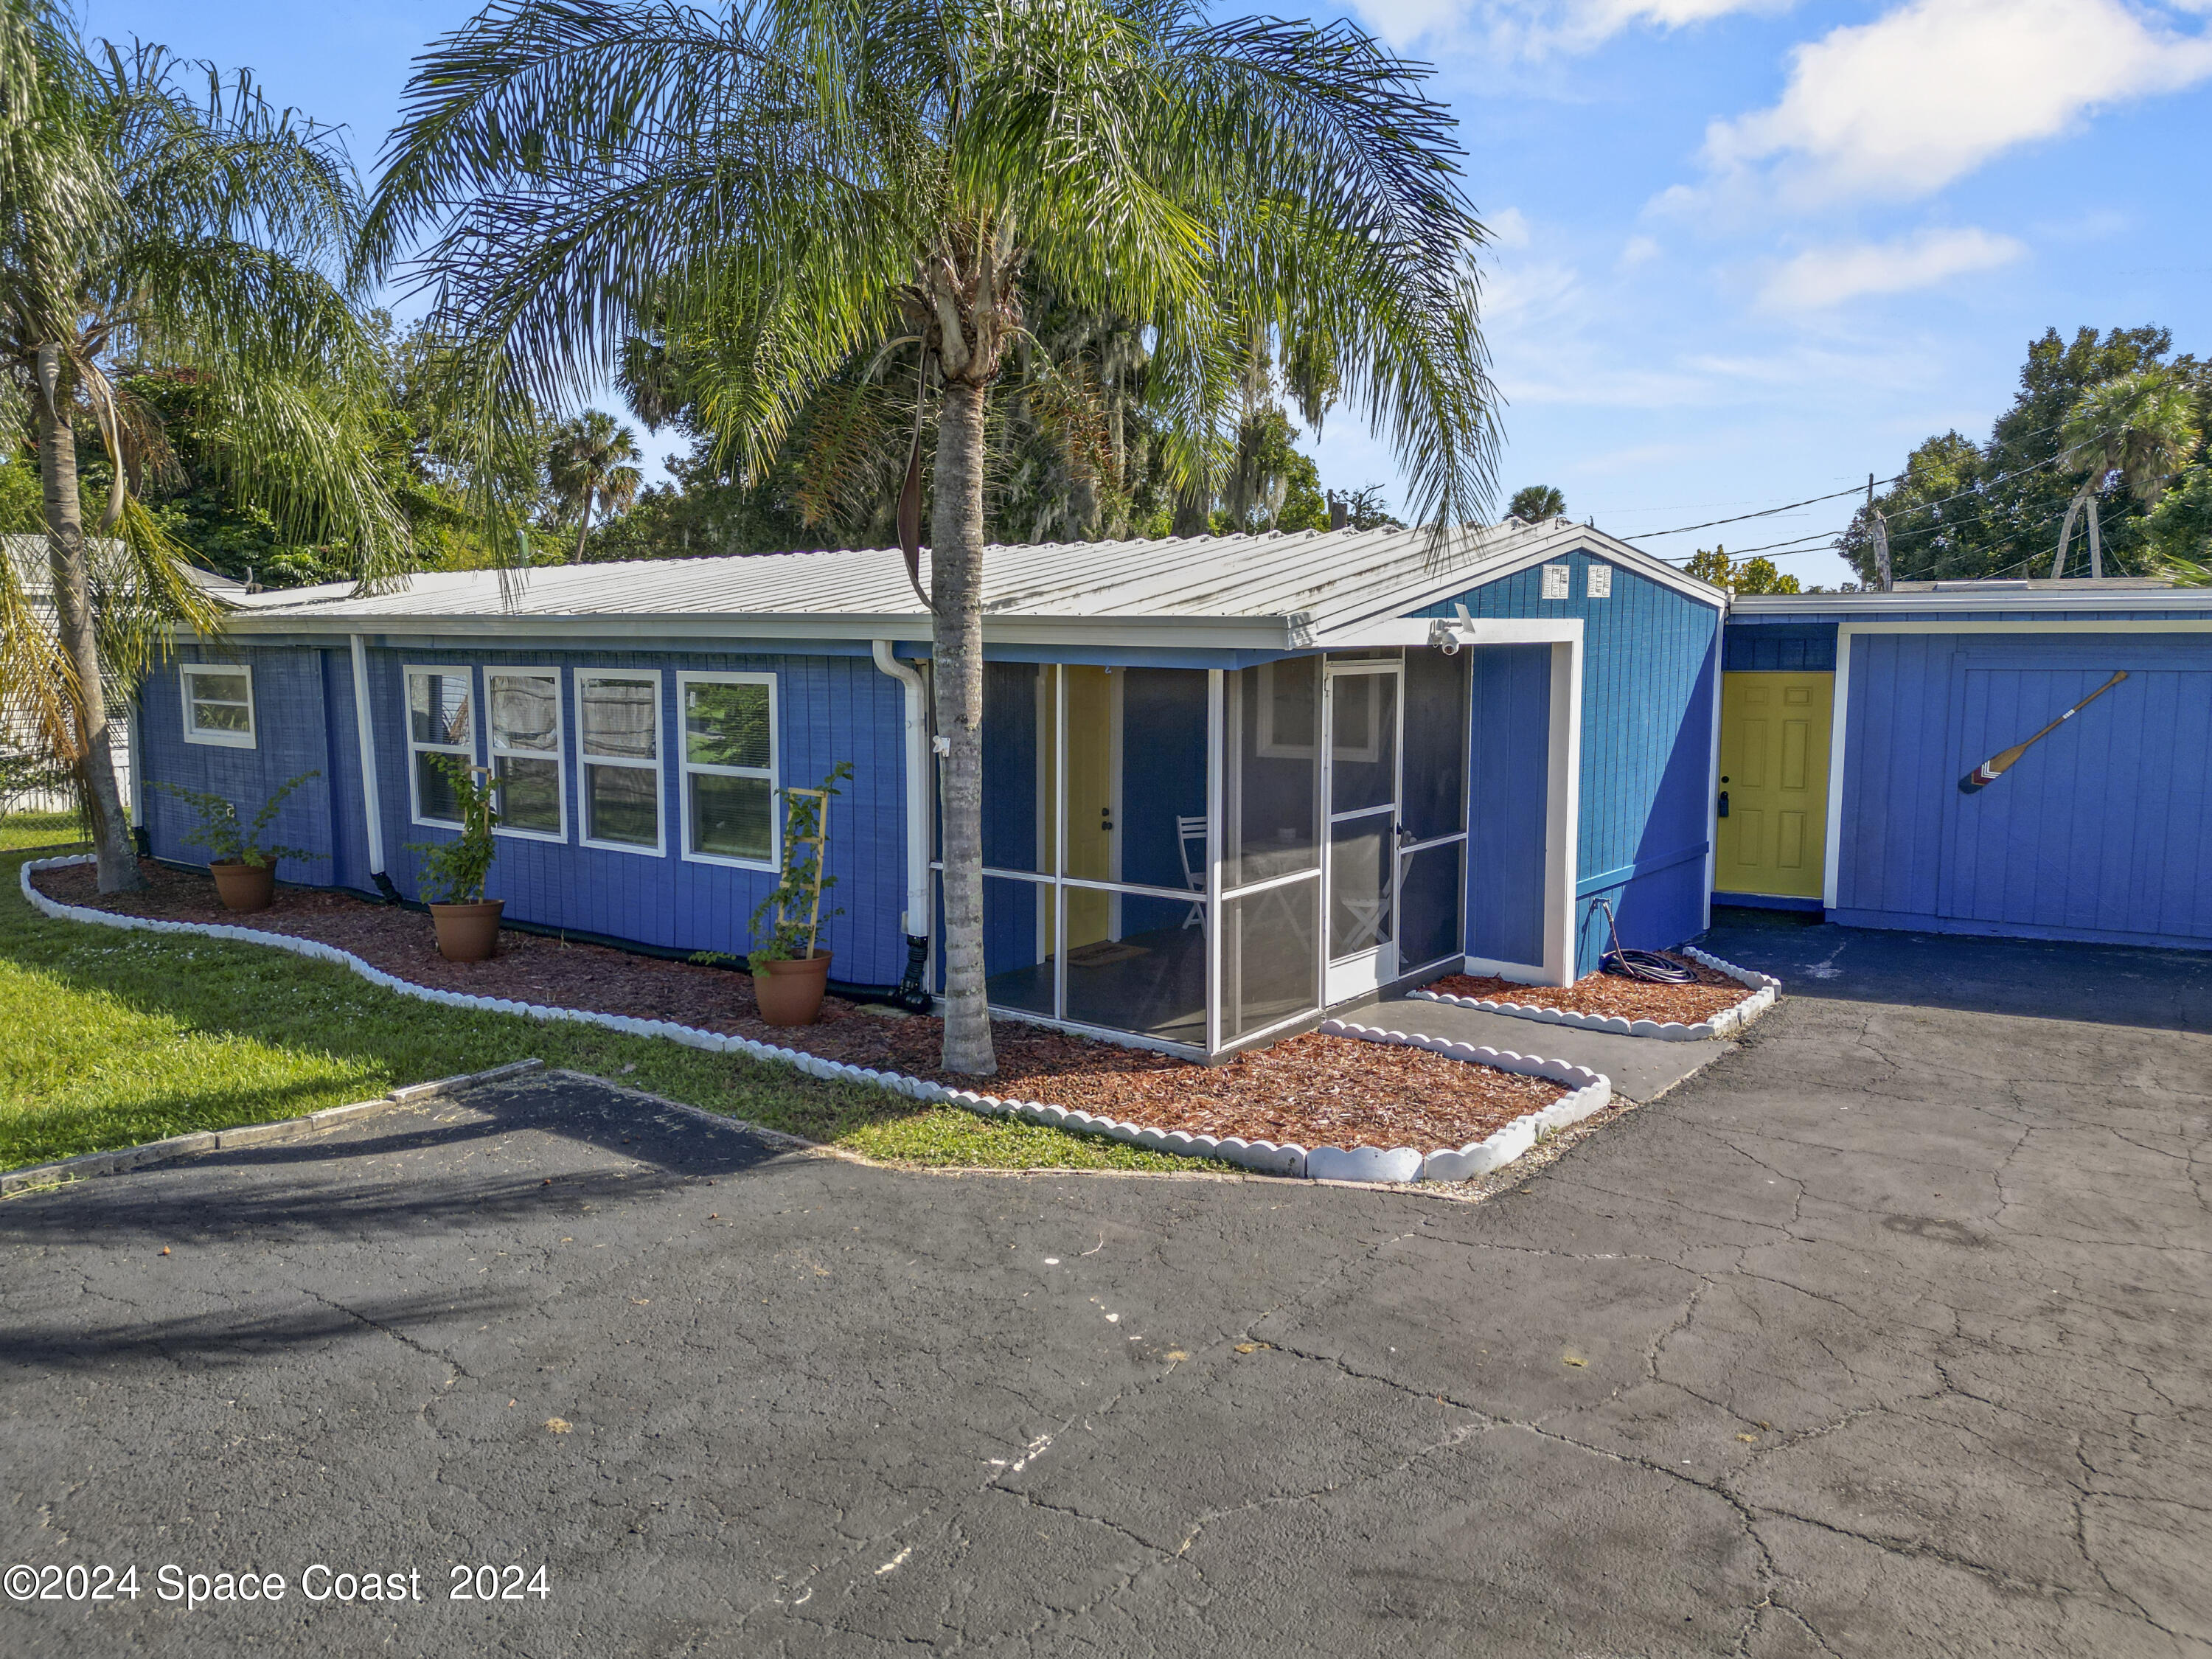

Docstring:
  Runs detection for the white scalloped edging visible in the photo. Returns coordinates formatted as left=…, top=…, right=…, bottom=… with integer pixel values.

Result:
left=18, top=856, right=1615, bottom=1186
left=1313, top=1019, right=1614, bottom=1182
left=1406, top=946, right=1781, bottom=1041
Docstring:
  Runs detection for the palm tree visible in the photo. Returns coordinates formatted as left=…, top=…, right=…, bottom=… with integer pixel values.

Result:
left=546, top=410, right=642, bottom=563
left=0, top=1, right=408, bottom=891
left=2051, top=369, right=2199, bottom=579
left=1509, top=484, right=1563, bottom=522
left=361, top=0, right=1498, bottom=1074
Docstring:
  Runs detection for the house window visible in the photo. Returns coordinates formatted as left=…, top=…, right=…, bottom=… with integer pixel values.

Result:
left=678, top=672, right=776, bottom=868
left=578, top=670, right=661, bottom=853
left=180, top=664, right=256, bottom=748
left=487, top=669, right=566, bottom=840
left=406, top=666, right=476, bottom=826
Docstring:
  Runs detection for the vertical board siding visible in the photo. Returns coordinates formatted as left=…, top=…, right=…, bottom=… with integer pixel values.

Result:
left=1464, top=644, right=1551, bottom=967
left=1418, top=554, right=1721, bottom=972
left=1724, top=623, right=1838, bottom=672
left=139, top=646, right=339, bottom=888
left=1836, top=630, right=2212, bottom=945
left=135, top=641, right=914, bottom=987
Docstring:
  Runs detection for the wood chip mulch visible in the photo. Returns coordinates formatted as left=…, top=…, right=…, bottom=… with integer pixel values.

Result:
left=34, top=860, right=1569, bottom=1154
left=1427, top=953, right=1751, bottom=1024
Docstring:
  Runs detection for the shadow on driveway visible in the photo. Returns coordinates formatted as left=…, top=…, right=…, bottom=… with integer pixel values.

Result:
left=1703, top=905, right=2212, bottom=1033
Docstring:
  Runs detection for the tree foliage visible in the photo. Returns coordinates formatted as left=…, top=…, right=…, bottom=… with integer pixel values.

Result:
left=1838, top=327, right=2211, bottom=584
left=1509, top=483, right=1563, bottom=521
left=1685, top=545, right=1799, bottom=595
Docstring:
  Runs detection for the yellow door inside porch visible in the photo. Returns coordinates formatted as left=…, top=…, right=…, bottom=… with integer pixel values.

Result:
left=1037, top=666, right=1117, bottom=956
left=1716, top=672, right=1833, bottom=900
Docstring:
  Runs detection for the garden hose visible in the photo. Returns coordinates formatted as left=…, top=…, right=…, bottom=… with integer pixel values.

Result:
left=1591, top=895, right=1697, bottom=985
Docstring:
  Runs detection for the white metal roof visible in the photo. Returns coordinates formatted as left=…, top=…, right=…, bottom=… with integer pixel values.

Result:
left=1731, top=577, right=2212, bottom=617
left=4, top=535, right=245, bottom=604
left=218, top=518, right=1719, bottom=650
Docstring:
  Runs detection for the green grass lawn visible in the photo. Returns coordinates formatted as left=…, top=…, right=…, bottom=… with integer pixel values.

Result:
left=0, top=850, right=1222, bottom=1177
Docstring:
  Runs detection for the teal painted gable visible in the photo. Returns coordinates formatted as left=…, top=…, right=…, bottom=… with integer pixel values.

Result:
left=1413, top=552, right=1721, bottom=973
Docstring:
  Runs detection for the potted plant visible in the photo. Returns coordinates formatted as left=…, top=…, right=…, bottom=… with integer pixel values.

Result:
left=748, top=762, right=851, bottom=1026
left=406, top=758, right=504, bottom=961
left=150, top=772, right=322, bottom=911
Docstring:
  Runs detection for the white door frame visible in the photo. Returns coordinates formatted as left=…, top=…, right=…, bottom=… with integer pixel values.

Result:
left=1321, top=661, right=1405, bottom=1004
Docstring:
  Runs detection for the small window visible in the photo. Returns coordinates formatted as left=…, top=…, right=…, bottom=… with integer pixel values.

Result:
left=678, top=672, right=776, bottom=868
left=487, top=669, right=566, bottom=840
left=406, top=665, right=476, bottom=826
left=1540, top=563, right=1571, bottom=599
left=181, top=664, right=256, bottom=748
left=1586, top=563, right=1613, bottom=599
left=578, top=671, right=662, bottom=854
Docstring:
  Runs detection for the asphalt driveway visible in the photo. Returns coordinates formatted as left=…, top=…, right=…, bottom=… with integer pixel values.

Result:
left=3, top=922, right=2208, bottom=1658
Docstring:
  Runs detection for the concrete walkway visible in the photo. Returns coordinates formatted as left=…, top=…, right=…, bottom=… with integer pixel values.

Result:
left=1345, top=984, right=1735, bottom=1101
left=3, top=927, right=2207, bottom=1657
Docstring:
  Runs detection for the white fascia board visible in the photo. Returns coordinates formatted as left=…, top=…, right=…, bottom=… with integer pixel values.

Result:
left=215, top=609, right=1307, bottom=653
left=1733, top=590, right=2212, bottom=617
left=1331, top=525, right=1724, bottom=631
left=1313, top=615, right=1590, bottom=650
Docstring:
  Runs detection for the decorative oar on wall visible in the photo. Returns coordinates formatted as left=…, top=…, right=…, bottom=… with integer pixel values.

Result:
left=1959, top=671, right=2129, bottom=794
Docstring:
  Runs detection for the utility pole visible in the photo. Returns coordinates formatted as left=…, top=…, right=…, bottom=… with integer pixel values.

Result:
left=1868, top=473, right=1893, bottom=593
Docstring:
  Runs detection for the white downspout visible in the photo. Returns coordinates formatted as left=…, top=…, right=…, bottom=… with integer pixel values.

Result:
left=349, top=634, right=389, bottom=888
left=872, top=639, right=933, bottom=1008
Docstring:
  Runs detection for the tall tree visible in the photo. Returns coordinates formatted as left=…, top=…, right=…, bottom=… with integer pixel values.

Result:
left=362, top=0, right=1497, bottom=1075
left=2049, top=368, right=2199, bottom=578
left=1509, top=484, right=1562, bottom=521
left=1839, top=327, right=2208, bottom=584
left=546, top=410, right=641, bottom=563
left=0, top=3, right=408, bottom=891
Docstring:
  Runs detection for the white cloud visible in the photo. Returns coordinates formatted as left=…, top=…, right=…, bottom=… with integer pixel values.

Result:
left=1345, top=0, right=1787, bottom=53
left=1618, top=234, right=1663, bottom=270
left=1488, top=206, right=1534, bottom=248
left=1704, top=0, right=2212, bottom=204
left=1759, top=226, right=2027, bottom=309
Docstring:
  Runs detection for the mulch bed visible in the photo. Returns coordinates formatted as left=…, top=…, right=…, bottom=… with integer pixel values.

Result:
left=1427, top=953, right=1750, bottom=1025
left=32, top=860, right=1569, bottom=1155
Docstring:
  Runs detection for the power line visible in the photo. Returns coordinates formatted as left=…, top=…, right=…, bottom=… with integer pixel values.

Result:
left=1616, top=413, right=2094, bottom=547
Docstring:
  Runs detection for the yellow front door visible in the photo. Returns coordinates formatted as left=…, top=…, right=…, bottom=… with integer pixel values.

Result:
left=1715, top=672, right=1832, bottom=900
left=1062, top=667, right=1116, bottom=950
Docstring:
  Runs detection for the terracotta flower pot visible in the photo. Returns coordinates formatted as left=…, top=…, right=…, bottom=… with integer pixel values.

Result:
left=209, top=858, right=275, bottom=912
left=754, top=950, right=832, bottom=1026
left=430, top=899, right=504, bottom=962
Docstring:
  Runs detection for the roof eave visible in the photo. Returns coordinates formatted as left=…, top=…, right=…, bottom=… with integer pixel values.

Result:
left=208, top=608, right=1310, bottom=652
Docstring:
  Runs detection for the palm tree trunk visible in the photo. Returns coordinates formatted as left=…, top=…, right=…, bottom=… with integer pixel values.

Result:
left=931, top=378, right=995, bottom=1075
left=571, top=500, right=592, bottom=565
left=36, top=394, right=142, bottom=893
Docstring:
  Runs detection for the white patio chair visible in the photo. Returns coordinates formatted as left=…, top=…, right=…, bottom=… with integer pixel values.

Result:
left=1177, top=814, right=1207, bottom=927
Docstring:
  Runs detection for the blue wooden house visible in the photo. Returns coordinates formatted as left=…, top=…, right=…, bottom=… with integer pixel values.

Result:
left=1718, top=578, right=2212, bottom=949
left=132, top=521, right=1726, bottom=1059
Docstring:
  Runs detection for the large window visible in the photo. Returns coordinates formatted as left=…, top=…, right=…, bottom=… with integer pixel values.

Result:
left=679, top=672, right=776, bottom=869
left=180, top=663, right=257, bottom=749
left=578, top=671, right=663, bottom=854
left=487, top=669, right=566, bottom=840
left=406, top=666, right=476, bottom=826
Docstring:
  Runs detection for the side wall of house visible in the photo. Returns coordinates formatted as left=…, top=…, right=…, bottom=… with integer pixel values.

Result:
left=139, top=644, right=344, bottom=887
left=1419, top=552, right=1722, bottom=974
left=139, top=639, right=915, bottom=986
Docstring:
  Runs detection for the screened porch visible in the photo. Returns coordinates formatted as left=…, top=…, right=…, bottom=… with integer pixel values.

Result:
left=956, top=649, right=1471, bottom=1058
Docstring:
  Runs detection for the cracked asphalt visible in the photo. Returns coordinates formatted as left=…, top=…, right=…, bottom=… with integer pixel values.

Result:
left=4, top=919, right=2208, bottom=1658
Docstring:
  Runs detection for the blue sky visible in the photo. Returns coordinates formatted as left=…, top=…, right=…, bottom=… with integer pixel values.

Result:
left=89, top=0, right=2212, bottom=585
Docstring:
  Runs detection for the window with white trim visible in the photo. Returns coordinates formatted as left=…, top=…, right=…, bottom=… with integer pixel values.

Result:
left=180, top=664, right=257, bottom=748
left=577, top=670, right=662, bottom=853
left=406, top=666, right=476, bottom=826
left=678, top=672, right=776, bottom=868
left=487, top=669, right=566, bottom=839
